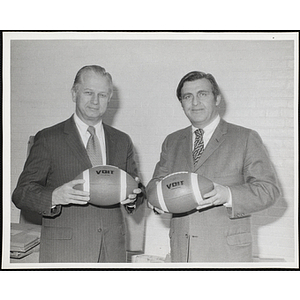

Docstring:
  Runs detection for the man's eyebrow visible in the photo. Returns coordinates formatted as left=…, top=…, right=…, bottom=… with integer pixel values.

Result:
left=182, top=89, right=209, bottom=95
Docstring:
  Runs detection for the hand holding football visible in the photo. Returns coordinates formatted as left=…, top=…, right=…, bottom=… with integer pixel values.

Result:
left=74, top=165, right=138, bottom=207
left=147, top=172, right=214, bottom=214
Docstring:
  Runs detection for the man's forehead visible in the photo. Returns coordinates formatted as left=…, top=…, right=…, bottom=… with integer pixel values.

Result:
left=80, top=70, right=104, bottom=81
left=79, top=71, right=110, bottom=86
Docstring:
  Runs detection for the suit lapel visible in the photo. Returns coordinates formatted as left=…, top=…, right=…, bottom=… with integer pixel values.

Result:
left=178, top=126, right=194, bottom=171
left=103, top=123, right=112, bottom=165
left=194, top=119, right=228, bottom=172
left=63, top=115, right=92, bottom=169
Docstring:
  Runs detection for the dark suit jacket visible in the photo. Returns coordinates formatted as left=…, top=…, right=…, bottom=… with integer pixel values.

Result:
left=12, top=115, right=141, bottom=263
left=147, top=119, right=280, bottom=262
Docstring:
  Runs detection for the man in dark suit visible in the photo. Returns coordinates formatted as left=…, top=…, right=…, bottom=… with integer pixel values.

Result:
left=12, top=65, right=143, bottom=263
left=147, top=71, right=280, bottom=262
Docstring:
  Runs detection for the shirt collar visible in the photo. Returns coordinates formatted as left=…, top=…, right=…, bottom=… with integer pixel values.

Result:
left=192, top=114, right=221, bottom=134
left=73, top=113, right=103, bottom=134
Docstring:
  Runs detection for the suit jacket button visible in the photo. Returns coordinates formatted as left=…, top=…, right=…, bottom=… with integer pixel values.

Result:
left=98, top=228, right=102, bottom=232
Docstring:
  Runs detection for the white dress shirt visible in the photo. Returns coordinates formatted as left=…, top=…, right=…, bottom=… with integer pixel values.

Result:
left=73, top=113, right=106, bottom=165
left=192, top=114, right=221, bottom=149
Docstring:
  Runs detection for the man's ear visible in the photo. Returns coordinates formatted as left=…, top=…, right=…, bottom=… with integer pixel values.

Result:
left=216, top=94, right=221, bottom=106
left=71, top=89, right=76, bottom=103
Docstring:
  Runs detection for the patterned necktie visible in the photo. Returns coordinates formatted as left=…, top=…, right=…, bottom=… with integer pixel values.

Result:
left=86, top=126, right=103, bottom=166
left=193, top=128, right=204, bottom=166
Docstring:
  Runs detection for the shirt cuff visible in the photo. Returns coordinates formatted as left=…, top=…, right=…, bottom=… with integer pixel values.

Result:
left=223, top=186, right=232, bottom=207
left=125, top=203, right=136, bottom=214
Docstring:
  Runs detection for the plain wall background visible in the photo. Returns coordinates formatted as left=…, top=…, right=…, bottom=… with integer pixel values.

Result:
left=8, top=34, right=296, bottom=262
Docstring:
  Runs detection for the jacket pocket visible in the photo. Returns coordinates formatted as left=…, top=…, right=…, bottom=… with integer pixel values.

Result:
left=43, top=226, right=73, bottom=240
left=226, top=232, right=252, bottom=246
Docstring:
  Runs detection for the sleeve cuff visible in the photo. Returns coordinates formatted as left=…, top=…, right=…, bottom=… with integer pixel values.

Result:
left=223, top=186, right=232, bottom=207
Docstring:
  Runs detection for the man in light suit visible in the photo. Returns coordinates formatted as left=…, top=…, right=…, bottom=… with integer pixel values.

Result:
left=12, top=65, right=143, bottom=263
left=147, top=71, right=280, bottom=262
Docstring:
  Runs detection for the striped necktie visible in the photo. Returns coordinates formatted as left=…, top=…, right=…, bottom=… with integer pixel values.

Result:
left=86, top=126, right=103, bottom=166
left=193, top=128, right=204, bottom=166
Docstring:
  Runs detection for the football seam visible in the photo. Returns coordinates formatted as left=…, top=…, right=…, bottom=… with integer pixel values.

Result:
left=156, top=180, right=169, bottom=212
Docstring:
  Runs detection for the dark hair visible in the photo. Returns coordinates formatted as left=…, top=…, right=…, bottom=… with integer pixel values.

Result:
left=176, top=71, right=220, bottom=101
left=71, top=65, right=113, bottom=94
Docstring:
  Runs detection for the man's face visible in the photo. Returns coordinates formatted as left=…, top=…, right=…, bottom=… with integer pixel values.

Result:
left=180, top=78, right=221, bottom=128
left=72, top=71, right=112, bottom=125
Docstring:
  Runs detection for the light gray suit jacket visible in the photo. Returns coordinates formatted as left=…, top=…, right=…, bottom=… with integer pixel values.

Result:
left=147, top=119, right=280, bottom=262
left=12, top=115, right=142, bottom=263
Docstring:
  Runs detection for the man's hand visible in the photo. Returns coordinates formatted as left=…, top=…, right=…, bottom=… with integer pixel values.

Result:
left=196, top=182, right=230, bottom=209
left=52, top=179, right=90, bottom=206
left=120, top=177, right=142, bottom=206
left=120, top=188, right=142, bottom=205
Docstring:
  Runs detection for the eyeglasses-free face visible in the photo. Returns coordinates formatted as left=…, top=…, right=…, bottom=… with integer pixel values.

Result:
left=180, top=78, right=221, bottom=128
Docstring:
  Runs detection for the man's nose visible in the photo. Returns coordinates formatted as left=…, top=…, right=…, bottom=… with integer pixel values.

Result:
left=192, top=95, right=200, bottom=105
left=91, top=94, right=100, bottom=104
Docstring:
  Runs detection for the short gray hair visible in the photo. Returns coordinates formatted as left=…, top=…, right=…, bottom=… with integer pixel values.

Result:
left=71, top=65, right=113, bottom=95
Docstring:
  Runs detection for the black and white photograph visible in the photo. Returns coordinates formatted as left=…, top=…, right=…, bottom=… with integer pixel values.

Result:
left=2, top=31, right=298, bottom=275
